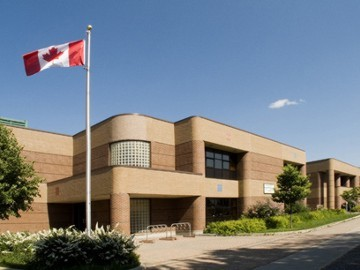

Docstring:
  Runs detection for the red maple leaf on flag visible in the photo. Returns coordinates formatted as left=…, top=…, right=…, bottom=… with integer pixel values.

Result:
left=42, top=47, right=64, bottom=62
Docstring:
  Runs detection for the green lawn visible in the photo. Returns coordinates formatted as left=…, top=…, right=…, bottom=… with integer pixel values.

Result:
left=205, top=210, right=359, bottom=235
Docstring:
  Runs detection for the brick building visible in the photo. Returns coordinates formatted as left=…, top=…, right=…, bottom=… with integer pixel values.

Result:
left=307, top=158, right=360, bottom=210
left=0, top=114, right=306, bottom=234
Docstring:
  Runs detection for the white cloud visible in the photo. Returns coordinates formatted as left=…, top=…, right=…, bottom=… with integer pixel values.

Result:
left=268, top=99, right=301, bottom=109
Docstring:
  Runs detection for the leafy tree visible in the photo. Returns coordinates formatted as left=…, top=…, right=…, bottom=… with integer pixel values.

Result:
left=272, top=164, right=311, bottom=227
left=0, top=124, right=42, bottom=219
left=341, top=187, right=360, bottom=210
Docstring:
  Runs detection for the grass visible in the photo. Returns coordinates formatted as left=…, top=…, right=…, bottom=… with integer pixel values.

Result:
left=205, top=210, right=360, bottom=235
left=263, top=212, right=358, bottom=233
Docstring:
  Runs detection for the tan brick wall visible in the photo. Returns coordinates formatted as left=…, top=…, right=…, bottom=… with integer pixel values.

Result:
left=110, top=193, right=130, bottom=234
left=175, top=140, right=205, bottom=174
left=0, top=127, right=73, bottom=232
left=92, top=200, right=110, bottom=228
left=73, top=144, right=109, bottom=175
left=308, top=172, right=322, bottom=209
left=190, top=196, right=205, bottom=231
left=238, top=152, right=284, bottom=212
left=0, top=203, right=50, bottom=233
left=175, top=117, right=305, bottom=164
left=22, top=150, right=72, bottom=183
left=48, top=168, right=112, bottom=203
left=247, top=153, right=284, bottom=181
left=73, top=114, right=175, bottom=156
left=176, top=141, right=194, bottom=172
left=151, top=142, right=175, bottom=170
left=111, top=167, right=203, bottom=196
left=10, top=126, right=73, bottom=156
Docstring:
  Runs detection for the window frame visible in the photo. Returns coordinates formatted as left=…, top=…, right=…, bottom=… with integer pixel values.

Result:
left=110, top=140, right=151, bottom=168
left=205, top=148, right=237, bottom=180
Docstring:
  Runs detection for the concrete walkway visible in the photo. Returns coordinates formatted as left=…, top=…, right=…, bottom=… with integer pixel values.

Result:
left=136, top=216, right=360, bottom=269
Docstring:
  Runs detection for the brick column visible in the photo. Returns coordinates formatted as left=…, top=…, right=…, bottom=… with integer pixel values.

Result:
left=316, top=172, right=322, bottom=205
left=238, top=152, right=251, bottom=213
left=310, top=172, right=322, bottom=208
left=346, top=177, right=350, bottom=188
left=355, top=176, right=360, bottom=187
left=327, top=169, right=335, bottom=209
left=300, top=165, right=308, bottom=206
left=192, top=140, right=205, bottom=175
left=322, top=175, right=328, bottom=208
left=335, top=174, right=342, bottom=209
left=192, top=196, right=205, bottom=233
left=110, top=193, right=130, bottom=234
left=300, top=165, right=306, bottom=176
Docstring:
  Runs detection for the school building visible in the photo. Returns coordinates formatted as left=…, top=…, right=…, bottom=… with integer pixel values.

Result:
left=307, top=158, right=360, bottom=210
left=0, top=113, right=319, bottom=234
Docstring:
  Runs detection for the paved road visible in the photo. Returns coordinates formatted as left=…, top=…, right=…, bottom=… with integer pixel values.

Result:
left=136, top=216, right=360, bottom=269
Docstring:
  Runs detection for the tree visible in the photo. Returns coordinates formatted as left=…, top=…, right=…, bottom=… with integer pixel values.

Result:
left=341, top=187, right=360, bottom=210
left=272, top=164, right=311, bottom=227
left=0, top=124, right=42, bottom=219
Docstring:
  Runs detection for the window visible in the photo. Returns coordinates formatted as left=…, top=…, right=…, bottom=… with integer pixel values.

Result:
left=130, top=199, right=150, bottom=233
left=206, top=198, right=237, bottom=223
left=110, top=141, right=150, bottom=167
left=205, top=148, right=237, bottom=179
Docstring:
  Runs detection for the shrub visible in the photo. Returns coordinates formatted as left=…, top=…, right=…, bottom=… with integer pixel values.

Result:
left=265, top=216, right=289, bottom=229
left=285, top=202, right=310, bottom=214
left=245, top=201, right=281, bottom=219
left=26, top=225, right=139, bottom=270
left=205, top=218, right=266, bottom=235
left=0, top=231, right=37, bottom=266
left=350, top=205, right=360, bottom=212
left=308, top=211, right=325, bottom=220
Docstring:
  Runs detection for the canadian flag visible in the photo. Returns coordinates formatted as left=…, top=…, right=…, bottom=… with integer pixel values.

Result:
left=23, top=40, right=85, bottom=76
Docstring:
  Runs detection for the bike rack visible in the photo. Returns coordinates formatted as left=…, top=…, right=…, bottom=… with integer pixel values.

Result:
left=145, top=224, right=168, bottom=241
left=140, top=222, right=193, bottom=243
left=171, top=222, right=194, bottom=238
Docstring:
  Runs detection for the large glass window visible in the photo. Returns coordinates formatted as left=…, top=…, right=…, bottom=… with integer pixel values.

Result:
left=110, top=141, right=150, bottom=167
left=206, top=198, right=237, bottom=223
left=130, top=199, right=150, bottom=233
left=205, top=148, right=237, bottom=179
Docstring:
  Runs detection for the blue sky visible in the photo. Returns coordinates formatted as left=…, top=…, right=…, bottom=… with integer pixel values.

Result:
left=1, top=1, right=360, bottom=166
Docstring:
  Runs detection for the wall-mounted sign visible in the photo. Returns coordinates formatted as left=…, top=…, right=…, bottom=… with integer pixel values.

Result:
left=264, top=183, right=275, bottom=194
left=217, top=184, right=223, bottom=192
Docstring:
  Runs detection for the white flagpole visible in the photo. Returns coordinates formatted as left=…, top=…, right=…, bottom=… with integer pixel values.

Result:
left=85, top=25, right=92, bottom=236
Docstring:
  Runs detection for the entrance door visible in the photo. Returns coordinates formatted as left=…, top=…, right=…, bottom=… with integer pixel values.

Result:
left=74, top=203, right=86, bottom=231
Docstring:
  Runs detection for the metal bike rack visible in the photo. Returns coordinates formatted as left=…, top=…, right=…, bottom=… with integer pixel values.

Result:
left=145, top=224, right=168, bottom=241
left=170, top=222, right=194, bottom=237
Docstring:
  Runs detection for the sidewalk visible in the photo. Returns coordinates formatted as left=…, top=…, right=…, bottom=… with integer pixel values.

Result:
left=136, top=216, right=360, bottom=269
